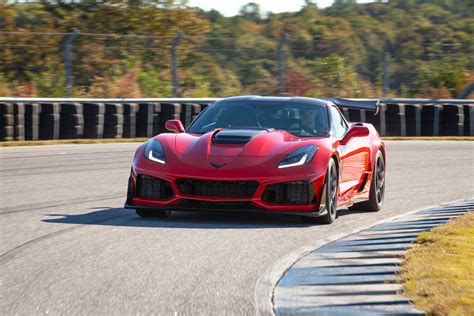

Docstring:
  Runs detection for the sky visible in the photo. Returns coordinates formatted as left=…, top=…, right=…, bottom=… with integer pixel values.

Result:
left=186, top=0, right=374, bottom=16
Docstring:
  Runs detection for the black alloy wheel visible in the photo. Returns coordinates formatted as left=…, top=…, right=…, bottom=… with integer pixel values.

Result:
left=302, top=158, right=338, bottom=224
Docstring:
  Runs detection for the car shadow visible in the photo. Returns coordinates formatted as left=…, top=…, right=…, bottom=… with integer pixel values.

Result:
left=42, top=204, right=369, bottom=229
left=42, top=207, right=319, bottom=229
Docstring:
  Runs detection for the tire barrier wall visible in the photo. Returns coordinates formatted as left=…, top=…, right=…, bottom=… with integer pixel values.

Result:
left=0, top=98, right=473, bottom=141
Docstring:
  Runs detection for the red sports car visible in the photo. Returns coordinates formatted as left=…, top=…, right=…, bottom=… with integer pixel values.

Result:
left=125, top=96, right=385, bottom=224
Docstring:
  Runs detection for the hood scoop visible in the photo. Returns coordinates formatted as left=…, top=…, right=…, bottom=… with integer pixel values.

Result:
left=212, top=129, right=270, bottom=145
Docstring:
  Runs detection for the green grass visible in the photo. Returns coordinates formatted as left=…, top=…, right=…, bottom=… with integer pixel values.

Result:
left=0, top=136, right=472, bottom=147
left=400, top=212, right=474, bottom=315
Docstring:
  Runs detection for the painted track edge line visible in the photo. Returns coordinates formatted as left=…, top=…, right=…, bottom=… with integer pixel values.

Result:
left=254, top=197, right=474, bottom=316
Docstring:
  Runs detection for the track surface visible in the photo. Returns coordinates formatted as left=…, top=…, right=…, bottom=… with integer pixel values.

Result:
left=1, top=141, right=473, bottom=315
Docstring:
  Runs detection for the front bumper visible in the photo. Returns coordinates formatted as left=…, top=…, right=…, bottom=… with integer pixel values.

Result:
left=125, top=170, right=327, bottom=217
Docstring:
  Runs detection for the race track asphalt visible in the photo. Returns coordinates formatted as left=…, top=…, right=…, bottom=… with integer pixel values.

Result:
left=1, top=141, right=473, bottom=315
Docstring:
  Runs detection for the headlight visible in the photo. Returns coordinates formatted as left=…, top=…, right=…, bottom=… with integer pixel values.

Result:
left=144, top=139, right=166, bottom=164
left=277, top=145, right=318, bottom=169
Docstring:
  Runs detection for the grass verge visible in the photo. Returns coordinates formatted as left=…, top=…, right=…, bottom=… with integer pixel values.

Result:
left=400, top=211, right=474, bottom=315
left=0, top=136, right=472, bottom=147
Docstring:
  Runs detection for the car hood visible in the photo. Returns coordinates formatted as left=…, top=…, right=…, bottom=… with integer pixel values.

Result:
left=160, top=129, right=319, bottom=157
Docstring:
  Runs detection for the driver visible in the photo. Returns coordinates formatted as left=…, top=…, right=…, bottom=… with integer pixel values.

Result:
left=301, top=108, right=318, bottom=131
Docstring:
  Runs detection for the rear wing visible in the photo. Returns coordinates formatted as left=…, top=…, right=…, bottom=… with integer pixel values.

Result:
left=326, top=98, right=380, bottom=114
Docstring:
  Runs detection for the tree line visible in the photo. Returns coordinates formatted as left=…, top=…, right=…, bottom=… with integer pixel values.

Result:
left=0, top=0, right=472, bottom=98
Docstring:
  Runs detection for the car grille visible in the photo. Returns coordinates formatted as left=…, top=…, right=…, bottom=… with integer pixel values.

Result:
left=179, top=200, right=255, bottom=210
left=176, top=179, right=258, bottom=198
left=262, top=181, right=315, bottom=204
left=136, top=175, right=174, bottom=199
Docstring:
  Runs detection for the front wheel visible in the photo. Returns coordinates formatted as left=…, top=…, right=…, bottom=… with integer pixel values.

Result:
left=136, top=209, right=171, bottom=218
left=350, top=150, right=385, bottom=212
left=302, top=158, right=338, bottom=225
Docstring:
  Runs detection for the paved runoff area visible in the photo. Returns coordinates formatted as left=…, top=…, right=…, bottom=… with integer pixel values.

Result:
left=0, top=141, right=473, bottom=315
left=273, top=199, right=474, bottom=315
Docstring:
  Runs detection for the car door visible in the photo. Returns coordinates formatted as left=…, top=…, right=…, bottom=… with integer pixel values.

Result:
left=329, top=106, right=369, bottom=196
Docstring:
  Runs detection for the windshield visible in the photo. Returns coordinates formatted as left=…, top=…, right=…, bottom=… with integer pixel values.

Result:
left=187, top=101, right=329, bottom=137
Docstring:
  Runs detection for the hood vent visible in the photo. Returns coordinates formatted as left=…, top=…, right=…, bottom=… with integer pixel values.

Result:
left=212, top=129, right=269, bottom=144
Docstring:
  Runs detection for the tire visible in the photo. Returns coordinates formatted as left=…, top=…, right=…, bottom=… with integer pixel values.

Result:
left=103, top=125, right=123, bottom=138
left=0, top=126, right=14, bottom=137
left=84, top=114, right=105, bottom=126
left=84, top=124, right=104, bottom=138
left=104, top=114, right=124, bottom=125
left=0, top=114, right=14, bottom=125
left=83, top=103, right=105, bottom=115
left=302, top=158, right=339, bottom=224
left=349, top=150, right=385, bottom=212
left=0, top=103, right=14, bottom=114
left=60, top=103, right=82, bottom=114
left=60, top=125, right=83, bottom=138
left=105, top=104, right=124, bottom=114
left=61, top=114, right=84, bottom=125
left=136, top=209, right=171, bottom=218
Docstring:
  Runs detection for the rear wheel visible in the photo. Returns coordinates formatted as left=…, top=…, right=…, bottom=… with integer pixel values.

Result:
left=136, top=209, right=171, bottom=218
left=349, top=150, right=385, bottom=212
left=302, top=158, right=338, bottom=224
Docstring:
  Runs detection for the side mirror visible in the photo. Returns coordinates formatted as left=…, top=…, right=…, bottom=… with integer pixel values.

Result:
left=165, top=120, right=185, bottom=133
left=340, top=125, right=370, bottom=145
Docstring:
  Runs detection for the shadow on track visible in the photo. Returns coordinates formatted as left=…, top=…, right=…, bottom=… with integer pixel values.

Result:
left=41, top=205, right=362, bottom=229
left=43, top=207, right=305, bottom=229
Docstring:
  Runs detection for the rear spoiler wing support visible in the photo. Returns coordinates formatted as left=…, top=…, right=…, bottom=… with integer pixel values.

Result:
left=326, top=98, right=380, bottom=115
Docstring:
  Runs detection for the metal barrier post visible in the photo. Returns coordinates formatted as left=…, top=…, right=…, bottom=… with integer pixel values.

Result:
left=433, top=105, right=440, bottom=136
left=278, top=33, right=288, bottom=96
left=415, top=105, right=421, bottom=136
left=64, top=28, right=79, bottom=98
left=379, top=103, right=386, bottom=136
left=172, top=32, right=184, bottom=98
left=383, top=40, right=390, bottom=97
left=399, top=104, right=406, bottom=136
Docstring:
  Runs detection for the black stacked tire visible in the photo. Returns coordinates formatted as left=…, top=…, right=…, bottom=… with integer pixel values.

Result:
left=60, top=103, right=84, bottom=139
left=364, top=107, right=380, bottom=133
left=39, top=103, right=60, bottom=140
left=83, top=103, right=105, bottom=139
left=348, top=109, right=364, bottom=122
left=440, top=104, right=463, bottom=136
left=103, top=103, right=123, bottom=138
left=464, top=104, right=473, bottom=136
left=160, top=103, right=181, bottom=133
left=385, top=104, right=403, bottom=136
left=136, top=103, right=161, bottom=137
left=405, top=104, right=421, bottom=136
left=421, top=105, right=441, bottom=136
left=123, top=103, right=138, bottom=138
left=14, top=103, right=25, bottom=141
left=0, top=103, right=14, bottom=141
left=25, top=103, right=41, bottom=140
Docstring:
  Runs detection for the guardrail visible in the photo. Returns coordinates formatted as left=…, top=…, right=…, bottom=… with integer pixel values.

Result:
left=0, top=97, right=473, bottom=141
